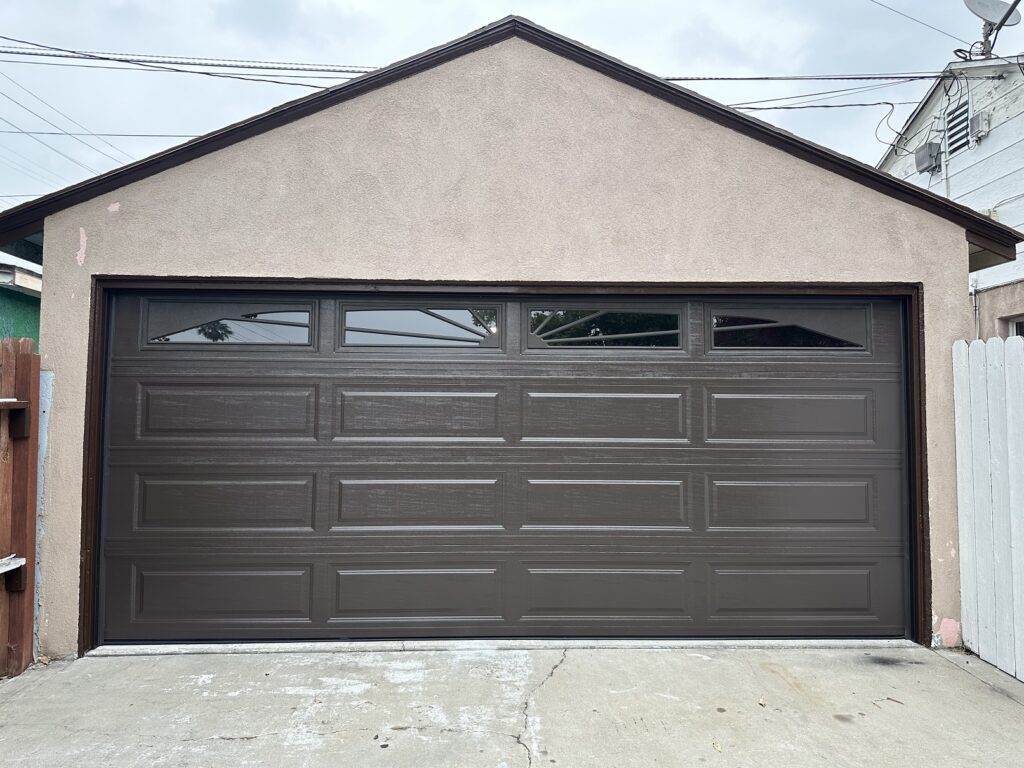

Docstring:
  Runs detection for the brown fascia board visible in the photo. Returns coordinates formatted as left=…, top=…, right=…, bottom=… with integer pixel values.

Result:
left=0, top=15, right=1019, bottom=262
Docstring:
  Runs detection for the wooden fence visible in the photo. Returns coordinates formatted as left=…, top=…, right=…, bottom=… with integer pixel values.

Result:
left=953, top=336, right=1024, bottom=682
left=0, top=338, right=40, bottom=678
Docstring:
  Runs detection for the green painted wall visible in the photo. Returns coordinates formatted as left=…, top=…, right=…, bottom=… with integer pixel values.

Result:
left=0, top=289, right=40, bottom=343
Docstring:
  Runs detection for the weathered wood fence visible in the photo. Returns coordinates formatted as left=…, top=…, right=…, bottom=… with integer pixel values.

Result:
left=953, top=336, right=1024, bottom=682
left=0, top=338, right=40, bottom=678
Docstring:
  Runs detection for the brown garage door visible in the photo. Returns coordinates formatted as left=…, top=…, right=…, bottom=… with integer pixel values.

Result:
left=98, top=290, right=910, bottom=641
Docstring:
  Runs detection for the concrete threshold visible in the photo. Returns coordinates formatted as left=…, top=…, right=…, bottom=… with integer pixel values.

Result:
left=87, top=637, right=920, bottom=657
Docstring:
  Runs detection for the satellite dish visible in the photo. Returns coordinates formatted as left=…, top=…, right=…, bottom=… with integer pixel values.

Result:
left=965, top=0, right=1021, bottom=26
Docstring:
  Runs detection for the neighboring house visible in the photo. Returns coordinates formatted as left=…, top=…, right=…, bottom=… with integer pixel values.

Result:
left=0, top=235, right=42, bottom=342
left=0, top=17, right=1019, bottom=660
left=877, top=56, right=1024, bottom=338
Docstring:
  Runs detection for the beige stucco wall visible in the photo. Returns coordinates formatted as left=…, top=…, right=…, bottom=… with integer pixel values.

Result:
left=39, top=37, right=971, bottom=656
left=976, top=280, right=1024, bottom=338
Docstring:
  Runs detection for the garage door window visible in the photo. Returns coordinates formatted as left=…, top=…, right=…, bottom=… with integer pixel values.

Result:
left=148, top=302, right=311, bottom=345
left=711, top=307, right=866, bottom=349
left=528, top=309, right=681, bottom=347
left=342, top=307, right=499, bottom=347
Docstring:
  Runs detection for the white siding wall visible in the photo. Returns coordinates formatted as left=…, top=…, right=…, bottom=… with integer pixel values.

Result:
left=880, top=63, right=1024, bottom=290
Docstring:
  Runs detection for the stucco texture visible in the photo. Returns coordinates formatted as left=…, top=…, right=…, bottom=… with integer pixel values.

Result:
left=977, top=279, right=1024, bottom=337
left=40, top=37, right=971, bottom=656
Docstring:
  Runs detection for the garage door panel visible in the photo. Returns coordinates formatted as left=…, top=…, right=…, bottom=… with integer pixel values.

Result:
left=519, top=560, right=691, bottom=621
left=521, top=476, right=689, bottom=530
left=335, top=387, right=504, bottom=440
left=108, top=378, right=319, bottom=445
left=707, top=557, right=905, bottom=629
left=332, top=474, right=505, bottom=530
left=521, top=390, right=688, bottom=443
left=705, top=382, right=902, bottom=448
left=104, top=559, right=314, bottom=639
left=330, top=562, right=505, bottom=623
left=705, top=468, right=904, bottom=537
left=105, top=468, right=317, bottom=536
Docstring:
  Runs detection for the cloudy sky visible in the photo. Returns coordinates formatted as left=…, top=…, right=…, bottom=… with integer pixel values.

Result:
left=0, top=0, right=1021, bottom=210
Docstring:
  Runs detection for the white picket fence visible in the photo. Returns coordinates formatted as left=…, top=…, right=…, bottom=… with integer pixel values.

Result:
left=952, top=336, right=1024, bottom=682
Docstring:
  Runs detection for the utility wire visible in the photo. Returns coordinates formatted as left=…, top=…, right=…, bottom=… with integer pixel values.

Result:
left=0, top=44, right=375, bottom=73
left=737, top=101, right=919, bottom=110
left=0, top=35, right=327, bottom=89
left=0, top=69, right=134, bottom=161
left=864, top=0, right=972, bottom=45
left=0, top=82, right=127, bottom=165
left=727, top=78, right=917, bottom=107
left=0, top=141, right=71, bottom=185
left=0, top=129, right=197, bottom=138
left=0, top=57, right=353, bottom=81
left=0, top=113, right=99, bottom=174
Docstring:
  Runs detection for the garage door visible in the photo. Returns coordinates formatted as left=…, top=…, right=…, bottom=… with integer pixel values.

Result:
left=98, top=291, right=910, bottom=641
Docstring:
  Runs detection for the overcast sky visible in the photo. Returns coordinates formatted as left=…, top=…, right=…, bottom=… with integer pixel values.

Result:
left=0, top=0, right=1022, bottom=211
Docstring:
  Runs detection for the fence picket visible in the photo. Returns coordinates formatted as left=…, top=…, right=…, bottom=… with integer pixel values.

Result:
left=985, top=338, right=1015, bottom=675
left=953, top=340, right=978, bottom=652
left=968, top=340, right=996, bottom=661
left=1005, top=336, right=1024, bottom=679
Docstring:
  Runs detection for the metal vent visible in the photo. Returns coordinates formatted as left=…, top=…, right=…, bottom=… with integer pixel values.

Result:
left=970, top=110, right=991, bottom=140
left=914, top=142, right=942, bottom=174
left=946, top=101, right=971, bottom=156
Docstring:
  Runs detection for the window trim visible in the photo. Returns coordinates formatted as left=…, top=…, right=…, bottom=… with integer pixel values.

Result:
left=704, top=302, right=873, bottom=356
left=140, top=297, right=318, bottom=350
left=521, top=302, right=689, bottom=354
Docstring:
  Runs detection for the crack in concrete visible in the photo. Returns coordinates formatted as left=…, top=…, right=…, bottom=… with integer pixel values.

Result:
left=514, top=649, right=569, bottom=768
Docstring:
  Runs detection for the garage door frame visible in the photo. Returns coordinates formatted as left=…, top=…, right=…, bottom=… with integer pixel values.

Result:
left=76, top=278, right=929, bottom=652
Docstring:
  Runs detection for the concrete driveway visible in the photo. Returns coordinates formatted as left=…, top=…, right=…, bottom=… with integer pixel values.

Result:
left=1, top=642, right=1022, bottom=767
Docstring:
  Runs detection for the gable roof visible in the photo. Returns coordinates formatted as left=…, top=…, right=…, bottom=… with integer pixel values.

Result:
left=0, top=15, right=1019, bottom=266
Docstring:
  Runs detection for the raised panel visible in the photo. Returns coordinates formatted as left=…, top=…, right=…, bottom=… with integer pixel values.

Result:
left=138, top=383, right=316, bottom=439
left=522, top=392, right=687, bottom=442
left=708, top=476, right=872, bottom=530
left=708, top=561, right=900, bottom=619
left=337, top=389, right=501, bottom=439
left=522, top=478, right=687, bottom=529
left=135, top=474, right=315, bottom=531
left=127, top=563, right=312, bottom=622
left=331, top=564, right=503, bottom=621
left=521, top=562, right=690, bottom=619
left=334, top=476, right=503, bottom=529
left=707, top=389, right=873, bottom=443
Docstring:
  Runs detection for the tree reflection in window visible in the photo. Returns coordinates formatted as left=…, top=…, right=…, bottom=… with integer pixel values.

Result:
left=712, top=314, right=861, bottom=348
left=150, top=311, right=310, bottom=344
left=343, top=308, right=499, bottom=346
left=528, top=310, right=680, bottom=347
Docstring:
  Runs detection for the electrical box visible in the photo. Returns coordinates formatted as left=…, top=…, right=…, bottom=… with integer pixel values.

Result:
left=970, top=111, right=991, bottom=140
left=914, top=142, right=942, bottom=174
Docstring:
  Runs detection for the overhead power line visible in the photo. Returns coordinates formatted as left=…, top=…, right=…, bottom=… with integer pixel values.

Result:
left=0, top=129, right=197, bottom=138
left=0, top=113, right=99, bottom=174
left=0, top=34, right=327, bottom=89
left=0, top=44, right=375, bottom=73
left=0, top=69, right=134, bottom=161
left=864, top=0, right=971, bottom=45
left=737, top=101, right=919, bottom=111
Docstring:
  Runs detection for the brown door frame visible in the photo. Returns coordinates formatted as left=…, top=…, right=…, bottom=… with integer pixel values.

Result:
left=78, top=277, right=929, bottom=652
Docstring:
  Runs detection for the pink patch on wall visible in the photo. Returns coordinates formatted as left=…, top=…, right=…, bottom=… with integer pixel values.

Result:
left=75, top=227, right=87, bottom=266
left=938, top=618, right=961, bottom=648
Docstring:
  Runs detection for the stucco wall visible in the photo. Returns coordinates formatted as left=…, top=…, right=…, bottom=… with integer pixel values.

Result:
left=40, top=37, right=971, bottom=656
left=976, top=279, right=1024, bottom=338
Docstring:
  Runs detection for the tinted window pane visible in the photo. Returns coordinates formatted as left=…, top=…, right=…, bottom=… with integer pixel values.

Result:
left=530, top=309, right=679, bottom=347
left=712, top=315, right=773, bottom=328
left=151, top=314, right=310, bottom=344
left=714, top=325, right=860, bottom=348
left=342, top=307, right=498, bottom=347
left=344, top=330, right=479, bottom=346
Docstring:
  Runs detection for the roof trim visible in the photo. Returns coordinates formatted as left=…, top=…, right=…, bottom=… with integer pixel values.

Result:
left=0, top=15, right=1020, bottom=260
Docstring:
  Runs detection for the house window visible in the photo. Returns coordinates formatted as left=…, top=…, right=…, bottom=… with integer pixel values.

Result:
left=527, top=309, right=681, bottom=347
left=946, top=101, right=971, bottom=157
left=342, top=307, right=499, bottom=347
left=1013, top=319, right=1024, bottom=337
